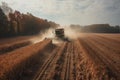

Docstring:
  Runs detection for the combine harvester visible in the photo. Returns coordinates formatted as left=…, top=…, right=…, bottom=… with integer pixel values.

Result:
left=54, top=28, right=70, bottom=42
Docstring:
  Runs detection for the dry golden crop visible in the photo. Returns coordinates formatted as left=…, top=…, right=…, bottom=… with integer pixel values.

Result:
left=0, top=39, right=52, bottom=80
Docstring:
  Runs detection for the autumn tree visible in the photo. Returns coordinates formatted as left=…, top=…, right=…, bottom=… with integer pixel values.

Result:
left=0, top=8, right=9, bottom=37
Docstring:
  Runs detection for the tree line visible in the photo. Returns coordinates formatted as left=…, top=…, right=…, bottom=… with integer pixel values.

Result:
left=70, top=24, right=120, bottom=33
left=0, top=8, right=59, bottom=38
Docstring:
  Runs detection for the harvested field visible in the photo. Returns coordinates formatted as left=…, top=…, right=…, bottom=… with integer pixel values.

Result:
left=0, top=35, right=38, bottom=54
left=0, top=34, right=120, bottom=80
left=0, top=39, right=53, bottom=80
left=0, top=40, right=31, bottom=54
left=0, top=36, right=34, bottom=45
left=77, top=34, right=120, bottom=80
left=33, top=34, right=120, bottom=80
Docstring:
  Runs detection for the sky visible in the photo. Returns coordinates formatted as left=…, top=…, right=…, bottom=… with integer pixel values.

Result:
left=0, top=0, right=120, bottom=26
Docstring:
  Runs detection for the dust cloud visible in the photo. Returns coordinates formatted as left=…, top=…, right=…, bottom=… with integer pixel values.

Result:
left=30, top=28, right=55, bottom=43
left=64, top=26, right=81, bottom=40
left=30, top=26, right=81, bottom=44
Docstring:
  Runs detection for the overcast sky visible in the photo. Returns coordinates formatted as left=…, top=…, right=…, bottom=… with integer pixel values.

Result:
left=0, top=0, right=120, bottom=26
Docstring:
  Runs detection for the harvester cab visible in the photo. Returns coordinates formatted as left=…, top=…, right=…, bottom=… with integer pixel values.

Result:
left=55, top=28, right=64, bottom=38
